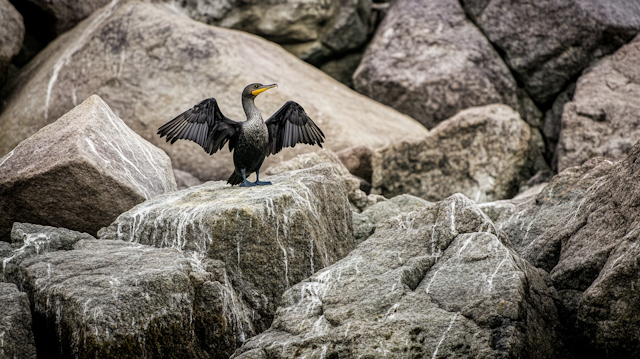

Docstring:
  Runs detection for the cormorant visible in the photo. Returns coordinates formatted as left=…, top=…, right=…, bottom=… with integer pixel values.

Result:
left=157, top=83, right=325, bottom=187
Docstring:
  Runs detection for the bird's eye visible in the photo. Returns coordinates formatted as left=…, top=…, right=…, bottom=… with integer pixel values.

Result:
left=254, top=85, right=259, bottom=88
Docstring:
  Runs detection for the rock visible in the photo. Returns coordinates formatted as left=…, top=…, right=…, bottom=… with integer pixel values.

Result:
left=353, top=194, right=432, bottom=243
left=487, top=142, right=640, bottom=357
left=0, top=95, right=177, bottom=241
left=173, top=168, right=203, bottom=190
left=372, top=104, right=545, bottom=203
left=231, top=194, right=565, bottom=358
left=265, top=149, right=370, bottom=210
left=557, top=35, right=640, bottom=172
left=98, top=163, right=356, bottom=333
left=13, top=0, right=111, bottom=35
left=461, top=0, right=640, bottom=104
left=0, top=0, right=24, bottom=87
left=318, top=51, right=364, bottom=88
left=336, top=145, right=373, bottom=183
left=542, top=83, right=576, bottom=171
left=163, top=0, right=372, bottom=65
left=0, top=1, right=427, bottom=183
left=353, top=0, right=539, bottom=129
left=3, top=224, right=253, bottom=358
left=0, top=282, right=37, bottom=359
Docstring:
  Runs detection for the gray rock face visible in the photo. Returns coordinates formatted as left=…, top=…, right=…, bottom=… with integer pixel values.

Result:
left=0, top=95, right=177, bottom=241
left=173, top=168, right=203, bottom=190
left=3, top=224, right=253, bottom=359
left=231, top=194, right=565, bottom=358
left=19, top=0, right=111, bottom=35
left=0, top=0, right=24, bottom=87
left=372, top=104, right=545, bottom=203
left=542, top=83, right=575, bottom=171
left=353, top=194, right=432, bottom=243
left=99, top=164, right=356, bottom=333
left=336, top=145, right=373, bottom=183
left=0, top=1, right=427, bottom=182
left=163, top=0, right=372, bottom=65
left=353, top=0, right=536, bottom=129
left=0, top=282, right=37, bottom=359
left=461, top=0, right=640, bottom=104
left=557, top=35, right=640, bottom=172
left=486, top=142, right=640, bottom=357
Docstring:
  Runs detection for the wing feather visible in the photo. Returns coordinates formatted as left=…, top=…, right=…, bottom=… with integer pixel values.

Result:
left=265, top=101, right=325, bottom=156
left=158, top=98, right=241, bottom=155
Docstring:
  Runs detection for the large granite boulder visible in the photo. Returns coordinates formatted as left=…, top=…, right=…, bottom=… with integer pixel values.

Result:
left=353, top=0, right=540, bottom=129
left=482, top=141, right=640, bottom=357
left=0, top=0, right=427, bottom=182
left=372, top=104, right=546, bottom=203
left=11, top=0, right=111, bottom=35
left=0, top=282, right=37, bottom=359
left=557, top=35, right=640, bottom=172
left=99, top=163, right=356, bottom=332
left=0, top=0, right=24, bottom=87
left=162, top=0, right=372, bottom=66
left=461, top=0, right=640, bottom=104
left=231, top=194, right=565, bottom=358
left=3, top=223, right=253, bottom=359
left=0, top=95, right=177, bottom=241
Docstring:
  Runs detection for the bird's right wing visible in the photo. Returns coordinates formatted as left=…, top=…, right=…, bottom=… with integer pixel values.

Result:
left=157, top=98, right=241, bottom=154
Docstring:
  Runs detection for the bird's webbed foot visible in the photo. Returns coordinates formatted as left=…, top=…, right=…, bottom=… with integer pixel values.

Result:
left=239, top=180, right=257, bottom=187
left=255, top=180, right=272, bottom=186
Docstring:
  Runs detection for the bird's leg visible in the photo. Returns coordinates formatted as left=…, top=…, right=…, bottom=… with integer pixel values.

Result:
left=254, top=168, right=272, bottom=186
left=239, top=168, right=257, bottom=187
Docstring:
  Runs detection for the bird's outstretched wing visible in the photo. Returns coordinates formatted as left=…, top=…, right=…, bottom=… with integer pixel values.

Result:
left=157, top=98, right=241, bottom=154
left=265, top=101, right=325, bottom=155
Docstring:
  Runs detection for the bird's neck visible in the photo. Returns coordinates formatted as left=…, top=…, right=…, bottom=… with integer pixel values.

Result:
left=242, top=97, right=262, bottom=122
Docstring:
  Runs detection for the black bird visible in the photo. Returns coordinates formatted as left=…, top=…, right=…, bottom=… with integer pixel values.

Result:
left=157, top=83, right=325, bottom=187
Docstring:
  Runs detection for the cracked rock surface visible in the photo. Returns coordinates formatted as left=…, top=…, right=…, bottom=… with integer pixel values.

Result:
left=0, top=282, right=37, bottom=359
left=231, top=194, right=565, bottom=358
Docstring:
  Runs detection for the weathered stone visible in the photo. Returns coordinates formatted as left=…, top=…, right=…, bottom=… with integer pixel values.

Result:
left=461, top=0, right=640, bottom=104
left=486, top=142, right=640, bottom=357
left=557, top=35, right=640, bottom=172
left=99, top=163, right=356, bottom=333
left=372, top=104, right=545, bottom=203
left=318, top=51, right=364, bottom=88
left=265, top=149, right=370, bottom=210
left=336, top=145, right=373, bottom=183
left=0, top=0, right=24, bottom=87
left=13, top=0, right=111, bottom=35
left=173, top=168, right=203, bottom=190
left=162, top=0, right=372, bottom=65
left=542, top=83, right=576, bottom=171
left=0, top=282, right=37, bottom=359
left=353, top=0, right=538, bottom=129
left=0, top=95, right=177, bottom=241
left=0, top=1, right=427, bottom=183
left=231, top=194, right=565, bottom=358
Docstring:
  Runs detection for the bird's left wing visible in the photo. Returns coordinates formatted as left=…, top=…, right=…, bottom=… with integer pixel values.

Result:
left=265, top=101, right=325, bottom=155
left=157, top=98, right=241, bottom=154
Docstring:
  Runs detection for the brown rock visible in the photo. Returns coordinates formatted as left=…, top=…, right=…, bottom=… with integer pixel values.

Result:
left=335, top=145, right=373, bottom=182
left=0, top=0, right=24, bottom=87
left=0, top=95, right=177, bottom=241
left=372, top=104, right=545, bottom=203
left=557, top=35, right=640, bottom=172
left=0, top=1, right=427, bottom=182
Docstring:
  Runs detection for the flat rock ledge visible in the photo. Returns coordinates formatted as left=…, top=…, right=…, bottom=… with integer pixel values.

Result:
left=99, top=163, right=356, bottom=335
left=231, top=194, right=565, bottom=358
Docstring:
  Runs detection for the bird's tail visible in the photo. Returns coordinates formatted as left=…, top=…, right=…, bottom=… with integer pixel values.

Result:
left=227, top=171, right=243, bottom=186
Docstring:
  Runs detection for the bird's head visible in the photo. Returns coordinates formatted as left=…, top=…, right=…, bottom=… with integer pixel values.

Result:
left=243, top=83, right=277, bottom=100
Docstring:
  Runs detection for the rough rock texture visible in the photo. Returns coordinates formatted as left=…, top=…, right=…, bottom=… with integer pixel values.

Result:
left=162, top=0, right=372, bottom=66
left=353, top=194, right=432, bottom=243
left=0, top=0, right=24, bottom=87
left=3, top=224, right=254, bottom=359
left=231, top=194, right=565, bottom=358
left=461, top=0, right=640, bottom=104
left=484, top=142, right=640, bottom=357
left=0, top=95, right=177, bottom=241
left=336, top=145, right=373, bottom=183
left=318, top=51, right=364, bottom=88
left=13, top=0, right=111, bottom=35
left=353, top=0, right=539, bottom=129
left=0, top=282, right=37, bottom=359
left=99, top=164, right=356, bottom=333
left=174, top=168, right=203, bottom=190
left=557, top=35, right=640, bottom=172
left=265, top=150, right=370, bottom=211
left=542, top=83, right=575, bottom=171
left=372, top=104, right=546, bottom=203
left=0, top=0, right=427, bottom=182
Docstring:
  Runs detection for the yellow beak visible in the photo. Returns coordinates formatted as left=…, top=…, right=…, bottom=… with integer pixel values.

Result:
left=252, top=84, right=277, bottom=96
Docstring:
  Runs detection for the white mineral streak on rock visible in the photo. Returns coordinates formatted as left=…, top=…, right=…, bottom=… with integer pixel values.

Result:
left=431, top=312, right=459, bottom=359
